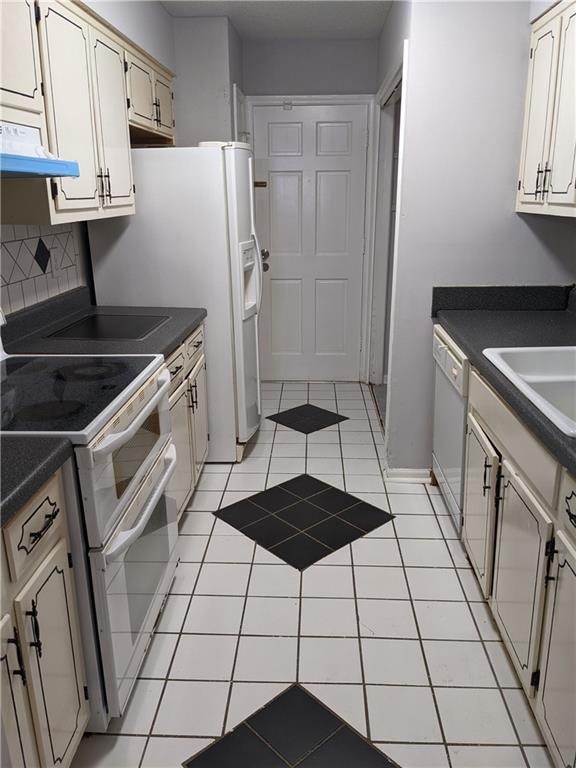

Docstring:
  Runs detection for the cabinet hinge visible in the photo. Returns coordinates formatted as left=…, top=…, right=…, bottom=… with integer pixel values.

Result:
left=530, top=669, right=540, bottom=689
left=530, top=47, right=533, bottom=59
left=545, top=537, right=556, bottom=561
left=517, top=180, right=521, bottom=191
left=173, top=119, right=175, bottom=128
left=35, top=3, right=41, bottom=23
left=50, top=179, right=58, bottom=199
left=124, top=59, right=128, bottom=73
left=40, top=82, right=44, bottom=97
left=133, top=184, right=136, bottom=194
left=171, top=92, right=174, bottom=100
left=67, top=552, right=73, bottom=568
left=83, top=685, right=89, bottom=700
left=127, top=97, right=131, bottom=110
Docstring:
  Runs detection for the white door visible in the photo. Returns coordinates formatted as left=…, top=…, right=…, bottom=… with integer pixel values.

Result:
left=491, top=461, right=553, bottom=696
left=168, top=380, right=195, bottom=516
left=462, top=415, right=499, bottom=598
left=253, top=103, right=369, bottom=380
left=547, top=3, right=576, bottom=207
left=37, top=1, right=100, bottom=212
left=154, top=72, right=173, bottom=136
left=0, top=0, right=44, bottom=114
left=90, top=28, right=134, bottom=209
left=126, top=52, right=155, bottom=131
left=190, top=357, right=209, bottom=477
left=535, top=530, right=576, bottom=768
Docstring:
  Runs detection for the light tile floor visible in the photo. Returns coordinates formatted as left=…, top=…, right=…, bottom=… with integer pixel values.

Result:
left=72, top=382, right=554, bottom=768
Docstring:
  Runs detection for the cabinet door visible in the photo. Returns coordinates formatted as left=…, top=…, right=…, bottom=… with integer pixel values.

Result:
left=37, top=1, right=100, bottom=212
left=168, top=379, right=195, bottom=516
left=0, top=0, right=44, bottom=113
left=535, top=531, right=576, bottom=768
left=154, top=72, right=174, bottom=136
left=1, top=613, right=39, bottom=768
left=90, top=28, right=134, bottom=209
left=547, top=4, right=576, bottom=207
left=491, top=460, right=553, bottom=695
left=517, top=15, right=561, bottom=205
left=190, top=357, right=209, bottom=477
left=14, top=539, right=89, bottom=768
left=126, top=52, right=155, bottom=131
left=462, top=415, right=499, bottom=598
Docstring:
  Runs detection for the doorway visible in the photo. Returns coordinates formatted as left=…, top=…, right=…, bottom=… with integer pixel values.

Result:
left=249, top=98, right=371, bottom=381
left=369, top=80, right=402, bottom=425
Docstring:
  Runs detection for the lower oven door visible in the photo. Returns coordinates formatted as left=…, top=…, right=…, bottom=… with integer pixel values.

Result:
left=89, top=441, right=178, bottom=719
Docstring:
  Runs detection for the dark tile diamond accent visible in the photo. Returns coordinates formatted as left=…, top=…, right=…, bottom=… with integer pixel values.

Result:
left=184, top=685, right=398, bottom=767
left=214, top=475, right=394, bottom=570
left=34, top=238, right=50, bottom=273
left=267, top=403, right=348, bottom=434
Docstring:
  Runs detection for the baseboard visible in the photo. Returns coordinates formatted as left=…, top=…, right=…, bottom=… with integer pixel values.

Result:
left=381, top=466, right=433, bottom=483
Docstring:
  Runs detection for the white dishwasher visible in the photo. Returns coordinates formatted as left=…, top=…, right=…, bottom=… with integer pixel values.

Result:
left=432, top=325, right=469, bottom=533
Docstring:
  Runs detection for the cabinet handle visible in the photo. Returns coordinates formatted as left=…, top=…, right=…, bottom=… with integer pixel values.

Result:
left=29, top=505, right=60, bottom=544
left=565, top=491, right=576, bottom=529
left=105, top=168, right=112, bottom=203
left=170, top=364, right=183, bottom=379
left=192, top=381, right=198, bottom=409
left=541, top=162, right=551, bottom=197
left=8, top=628, right=27, bottom=686
left=482, top=459, right=492, bottom=496
left=97, top=168, right=105, bottom=204
left=193, top=340, right=202, bottom=349
left=27, top=600, right=42, bottom=659
left=535, top=163, right=543, bottom=199
left=154, top=98, right=161, bottom=125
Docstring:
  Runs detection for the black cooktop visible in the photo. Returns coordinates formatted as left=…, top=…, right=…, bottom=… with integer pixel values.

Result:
left=1, top=356, right=156, bottom=434
left=49, top=314, right=169, bottom=341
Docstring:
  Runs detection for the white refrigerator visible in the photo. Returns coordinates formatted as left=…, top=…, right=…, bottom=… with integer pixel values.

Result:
left=88, top=142, right=263, bottom=462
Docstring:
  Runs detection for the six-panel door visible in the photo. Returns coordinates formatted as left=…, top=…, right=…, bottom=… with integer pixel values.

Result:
left=253, top=103, right=369, bottom=380
left=37, top=1, right=101, bottom=212
left=462, top=415, right=499, bottom=598
left=14, top=539, right=89, bottom=768
left=90, top=27, right=134, bottom=210
left=535, top=530, right=576, bottom=768
left=0, top=612, right=39, bottom=768
left=0, top=0, right=44, bottom=113
left=490, top=460, right=553, bottom=696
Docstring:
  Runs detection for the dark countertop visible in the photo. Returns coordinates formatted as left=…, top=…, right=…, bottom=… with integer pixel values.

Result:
left=1, top=435, right=73, bottom=527
left=6, top=299, right=207, bottom=359
left=436, top=309, right=576, bottom=477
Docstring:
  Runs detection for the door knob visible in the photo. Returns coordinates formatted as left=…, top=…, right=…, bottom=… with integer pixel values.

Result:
left=262, top=263, right=270, bottom=272
left=261, top=249, right=270, bottom=261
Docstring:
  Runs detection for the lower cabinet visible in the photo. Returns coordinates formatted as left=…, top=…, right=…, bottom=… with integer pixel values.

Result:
left=490, top=460, right=553, bottom=696
left=168, top=378, right=196, bottom=514
left=462, top=414, right=499, bottom=598
left=13, top=538, right=89, bottom=767
left=535, top=531, right=576, bottom=768
left=190, top=355, right=209, bottom=479
left=1, top=613, right=39, bottom=767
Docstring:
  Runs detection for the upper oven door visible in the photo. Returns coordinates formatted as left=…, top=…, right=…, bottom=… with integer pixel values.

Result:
left=89, top=441, right=178, bottom=718
left=76, top=367, right=171, bottom=547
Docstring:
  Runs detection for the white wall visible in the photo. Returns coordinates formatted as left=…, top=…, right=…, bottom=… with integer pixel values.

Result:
left=83, top=0, right=175, bottom=70
left=228, top=21, right=243, bottom=91
left=385, top=1, right=576, bottom=473
left=529, top=1, right=555, bottom=20
left=173, top=18, right=236, bottom=145
left=377, top=0, right=412, bottom=88
left=243, top=39, right=379, bottom=95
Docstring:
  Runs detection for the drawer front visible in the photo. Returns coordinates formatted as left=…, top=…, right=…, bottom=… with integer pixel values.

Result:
left=445, top=348, right=466, bottom=396
left=166, top=351, right=185, bottom=390
left=558, top=470, right=576, bottom=544
left=3, top=472, right=64, bottom=582
left=469, top=371, right=559, bottom=508
left=187, top=325, right=204, bottom=367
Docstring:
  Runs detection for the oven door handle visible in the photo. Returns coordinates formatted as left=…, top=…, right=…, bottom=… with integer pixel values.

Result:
left=92, top=370, right=171, bottom=461
left=104, top=444, right=177, bottom=564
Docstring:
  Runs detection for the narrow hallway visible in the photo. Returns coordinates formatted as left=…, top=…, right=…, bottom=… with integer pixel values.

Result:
left=73, top=382, right=552, bottom=768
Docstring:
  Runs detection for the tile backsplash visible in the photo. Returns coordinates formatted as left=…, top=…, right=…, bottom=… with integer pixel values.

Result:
left=1, top=223, right=88, bottom=314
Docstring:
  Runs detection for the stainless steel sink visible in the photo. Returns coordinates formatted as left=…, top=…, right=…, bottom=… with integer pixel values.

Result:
left=483, top=347, right=576, bottom=437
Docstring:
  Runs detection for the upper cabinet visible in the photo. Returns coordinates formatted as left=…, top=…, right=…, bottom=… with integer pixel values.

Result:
left=0, top=0, right=175, bottom=224
left=126, top=51, right=174, bottom=141
left=516, top=0, right=576, bottom=217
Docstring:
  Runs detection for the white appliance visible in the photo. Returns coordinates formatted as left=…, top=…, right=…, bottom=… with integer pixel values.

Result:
left=432, top=326, right=469, bottom=532
left=88, top=142, right=263, bottom=462
left=1, top=354, right=178, bottom=731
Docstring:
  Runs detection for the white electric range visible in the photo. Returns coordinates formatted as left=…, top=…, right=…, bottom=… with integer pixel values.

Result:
left=1, top=354, right=178, bottom=730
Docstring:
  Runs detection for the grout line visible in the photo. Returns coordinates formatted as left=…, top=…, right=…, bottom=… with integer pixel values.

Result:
left=349, top=544, right=372, bottom=741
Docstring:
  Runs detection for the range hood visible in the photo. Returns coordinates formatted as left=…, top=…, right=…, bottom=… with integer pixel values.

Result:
left=0, top=121, right=79, bottom=178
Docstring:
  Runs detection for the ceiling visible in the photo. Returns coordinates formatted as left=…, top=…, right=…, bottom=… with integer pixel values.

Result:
left=162, top=1, right=392, bottom=40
